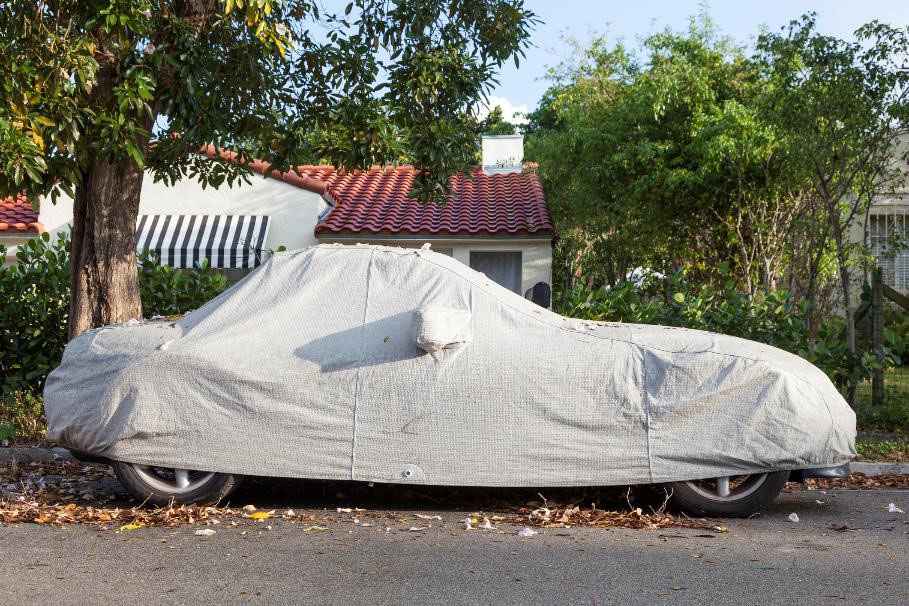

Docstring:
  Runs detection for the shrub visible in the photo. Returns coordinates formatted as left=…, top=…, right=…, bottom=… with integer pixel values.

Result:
left=0, top=233, right=230, bottom=394
left=0, top=233, right=70, bottom=396
left=138, top=253, right=229, bottom=318
left=0, top=390, right=46, bottom=444
left=883, top=308, right=909, bottom=363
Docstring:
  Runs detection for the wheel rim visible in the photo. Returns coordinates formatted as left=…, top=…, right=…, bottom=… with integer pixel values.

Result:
left=682, top=473, right=769, bottom=502
left=131, top=464, right=215, bottom=494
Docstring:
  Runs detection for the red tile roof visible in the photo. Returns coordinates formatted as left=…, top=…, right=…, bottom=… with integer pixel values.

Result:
left=315, top=166, right=552, bottom=237
left=201, top=146, right=553, bottom=238
left=201, top=145, right=338, bottom=194
left=0, top=194, right=42, bottom=234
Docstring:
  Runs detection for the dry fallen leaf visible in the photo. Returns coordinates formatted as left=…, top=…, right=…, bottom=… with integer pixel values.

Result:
left=246, top=510, right=274, bottom=521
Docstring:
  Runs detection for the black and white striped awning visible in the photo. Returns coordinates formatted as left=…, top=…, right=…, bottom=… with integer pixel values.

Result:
left=135, top=215, right=270, bottom=269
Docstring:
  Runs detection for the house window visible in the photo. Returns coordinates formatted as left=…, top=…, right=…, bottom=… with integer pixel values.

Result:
left=469, top=251, right=522, bottom=293
left=870, top=211, right=909, bottom=291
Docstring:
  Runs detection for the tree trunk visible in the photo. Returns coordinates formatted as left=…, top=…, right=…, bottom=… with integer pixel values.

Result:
left=68, top=157, right=145, bottom=338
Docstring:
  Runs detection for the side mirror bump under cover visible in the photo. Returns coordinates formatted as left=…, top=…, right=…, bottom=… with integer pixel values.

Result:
left=415, top=305, right=471, bottom=353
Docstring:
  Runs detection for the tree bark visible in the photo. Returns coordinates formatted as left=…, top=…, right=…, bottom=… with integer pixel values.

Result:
left=68, top=157, right=145, bottom=338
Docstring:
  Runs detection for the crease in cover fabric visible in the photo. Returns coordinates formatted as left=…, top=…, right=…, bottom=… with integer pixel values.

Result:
left=44, top=244, right=856, bottom=485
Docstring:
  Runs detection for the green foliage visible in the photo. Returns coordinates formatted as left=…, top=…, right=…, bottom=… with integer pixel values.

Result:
left=0, top=391, right=46, bottom=443
left=0, top=1, right=537, bottom=205
left=883, top=309, right=909, bottom=363
left=138, top=254, right=229, bottom=318
left=855, top=366, right=909, bottom=431
left=0, top=234, right=230, bottom=394
left=528, top=14, right=909, bottom=304
left=527, top=18, right=779, bottom=288
left=556, top=271, right=900, bottom=401
left=480, top=106, right=517, bottom=135
left=855, top=438, right=909, bottom=461
left=754, top=14, right=909, bottom=311
left=0, top=234, right=71, bottom=396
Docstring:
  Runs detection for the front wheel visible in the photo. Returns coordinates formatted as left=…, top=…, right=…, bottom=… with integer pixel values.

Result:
left=112, top=461, right=240, bottom=506
left=670, top=471, right=789, bottom=517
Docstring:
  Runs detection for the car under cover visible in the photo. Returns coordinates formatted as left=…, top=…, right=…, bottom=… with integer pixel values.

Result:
left=44, top=244, right=856, bottom=486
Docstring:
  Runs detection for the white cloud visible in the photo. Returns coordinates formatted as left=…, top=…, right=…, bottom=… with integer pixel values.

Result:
left=477, top=96, right=529, bottom=125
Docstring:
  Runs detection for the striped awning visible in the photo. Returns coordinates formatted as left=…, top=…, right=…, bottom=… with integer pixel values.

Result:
left=135, top=215, right=270, bottom=269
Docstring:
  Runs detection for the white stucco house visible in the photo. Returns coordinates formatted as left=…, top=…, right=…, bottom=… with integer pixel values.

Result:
left=2, top=135, right=555, bottom=303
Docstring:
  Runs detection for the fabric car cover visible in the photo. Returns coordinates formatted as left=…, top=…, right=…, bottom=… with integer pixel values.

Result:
left=44, top=244, right=856, bottom=486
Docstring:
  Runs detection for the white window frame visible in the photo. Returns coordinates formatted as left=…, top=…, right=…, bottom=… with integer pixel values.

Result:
left=869, top=209, right=909, bottom=291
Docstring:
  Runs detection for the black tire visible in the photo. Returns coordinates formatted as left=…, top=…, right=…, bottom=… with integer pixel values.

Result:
left=669, top=471, right=789, bottom=517
left=112, top=461, right=240, bottom=506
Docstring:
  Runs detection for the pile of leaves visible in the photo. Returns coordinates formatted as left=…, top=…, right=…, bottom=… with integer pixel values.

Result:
left=786, top=473, right=909, bottom=491
left=1, top=461, right=724, bottom=532
left=5, top=461, right=905, bottom=531
left=506, top=502, right=726, bottom=532
left=0, top=461, right=333, bottom=530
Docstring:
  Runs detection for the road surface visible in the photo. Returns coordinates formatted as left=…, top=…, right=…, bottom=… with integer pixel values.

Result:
left=1, top=486, right=906, bottom=606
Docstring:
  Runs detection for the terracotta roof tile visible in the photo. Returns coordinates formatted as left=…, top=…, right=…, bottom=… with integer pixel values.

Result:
left=315, top=166, right=553, bottom=237
left=0, top=194, right=41, bottom=234
left=201, top=145, right=337, bottom=194
left=200, top=146, right=553, bottom=238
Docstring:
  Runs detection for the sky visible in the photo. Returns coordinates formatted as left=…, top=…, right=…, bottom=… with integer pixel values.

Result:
left=483, top=0, right=909, bottom=123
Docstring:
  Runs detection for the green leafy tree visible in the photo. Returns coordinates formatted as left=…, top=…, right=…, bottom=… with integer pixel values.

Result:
left=755, top=14, right=909, bottom=345
left=526, top=20, right=798, bottom=292
left=0, top=0, right=535, bottom=337
left=528, top=14, right=909, bottom=325
left=480, top=105, right=516, bottom=135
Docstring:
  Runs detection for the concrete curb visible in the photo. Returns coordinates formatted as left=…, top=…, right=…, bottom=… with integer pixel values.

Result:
left=1, top=447, right=908, bottom=477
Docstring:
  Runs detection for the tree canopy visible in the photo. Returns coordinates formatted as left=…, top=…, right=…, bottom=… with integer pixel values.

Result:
left=0, top=1, right=536, bottom=335
left=527, top=14, right=909, bottom=312
left=1, top=0, right=537, bottom=202
left=479, top=105, right=517, bottom=135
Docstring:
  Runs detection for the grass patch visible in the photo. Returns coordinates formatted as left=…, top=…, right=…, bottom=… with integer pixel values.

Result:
left=856, top=438, right=909, bottom=461
left=0, top=391, right=46, bottom=444
left=854, top=366, right=909, bottom=433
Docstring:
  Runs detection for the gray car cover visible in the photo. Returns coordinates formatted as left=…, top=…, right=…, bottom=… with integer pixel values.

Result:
left=44, top=244, right=855, bottom=486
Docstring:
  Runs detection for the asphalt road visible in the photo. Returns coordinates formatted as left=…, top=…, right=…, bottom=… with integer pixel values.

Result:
left=1, top=488, right=906, bottom=606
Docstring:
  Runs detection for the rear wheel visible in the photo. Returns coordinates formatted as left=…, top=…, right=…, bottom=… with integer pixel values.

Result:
left=112, top=461, right=239, bottom=506
left=670, top=471, right=789, bottom=517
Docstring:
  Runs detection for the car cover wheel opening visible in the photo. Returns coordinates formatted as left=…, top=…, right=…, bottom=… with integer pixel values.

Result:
left=112, top=461, right=240, bottom=506
left=669, top=471, right=789, bottom=517
left=132, top=465, right=216, bottom=494
left=683, top=474, right=768, bottom=501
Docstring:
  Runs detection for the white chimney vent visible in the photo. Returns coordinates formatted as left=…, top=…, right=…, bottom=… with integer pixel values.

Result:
left=481, top=135, right=524, bottom=175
